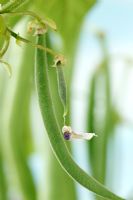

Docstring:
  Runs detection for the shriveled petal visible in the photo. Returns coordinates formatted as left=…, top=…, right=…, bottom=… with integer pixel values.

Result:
left=71, top=132, right=97, bottom=140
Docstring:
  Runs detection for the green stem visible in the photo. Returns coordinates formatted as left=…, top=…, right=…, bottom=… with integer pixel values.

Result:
left=35, top=34, right=124, bottom=200
left=0, top=0, right=28, bottom=14
left=7, top=28, right=56, bottom=56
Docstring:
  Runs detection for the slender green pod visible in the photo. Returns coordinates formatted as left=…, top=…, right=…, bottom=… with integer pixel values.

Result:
left=0, top=0, right=28, bottom=14
left=46, top=34, right=77, bottom=200
left=35, top=34, right=124, bottom=200
left=46, top=35, right=64, bottom=127
left=56, top=64, right=67, bottom=124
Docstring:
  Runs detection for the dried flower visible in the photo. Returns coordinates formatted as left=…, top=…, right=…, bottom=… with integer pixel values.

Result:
left=53, top=54, right=66, bottom=67
left=27, top=20, right=47, bottom=36
left=62, top=125, right=97, bottom=141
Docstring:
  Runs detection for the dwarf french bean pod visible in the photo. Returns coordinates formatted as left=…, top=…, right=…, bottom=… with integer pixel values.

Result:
left=56, top=64, right=67, bottom=124
left=35, top=34, right=124, bottom=200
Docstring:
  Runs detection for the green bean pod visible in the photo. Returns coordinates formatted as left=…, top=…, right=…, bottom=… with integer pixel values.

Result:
left=46, top=34, right=77, bottom=200
left=35, top=34, right=124, bottom=200
left=56, top=65, right=67, bottom=124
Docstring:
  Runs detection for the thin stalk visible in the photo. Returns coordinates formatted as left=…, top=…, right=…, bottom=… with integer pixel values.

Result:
left=46, top=34, right=64, bottom=128
left=7, top=28, right=56, bottom=56
left=7, top=28, right=57, bottom=56
left=35, top=34, right=124, bottom=200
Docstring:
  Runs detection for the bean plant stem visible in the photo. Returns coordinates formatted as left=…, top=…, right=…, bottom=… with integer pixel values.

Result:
left=7, top=28, right=56, bottom=56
